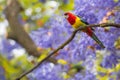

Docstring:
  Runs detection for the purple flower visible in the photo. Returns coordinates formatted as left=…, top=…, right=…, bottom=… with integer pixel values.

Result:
left=63, top=0, right=69, bottom=4
left=29, top=63, right=65, bottom=80
left=73, top=71, right=96, bottom=80
left=29, top=0, right=120, bottom=79
left=39, top=0, right=46, bottom=3
left=0, top=66, right=6, bottom=80
left=101, top=53, right=119, bottom=68
left=0, top=38, right=20, bottom=59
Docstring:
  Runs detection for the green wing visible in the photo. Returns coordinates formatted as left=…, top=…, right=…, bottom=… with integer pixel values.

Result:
left=77, top=15, right=89, bottom=25
left=77, top=15, right=94, bottom=31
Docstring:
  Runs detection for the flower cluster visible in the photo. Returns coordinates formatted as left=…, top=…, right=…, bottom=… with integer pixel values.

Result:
left=30, top=0, right=120, bottom=80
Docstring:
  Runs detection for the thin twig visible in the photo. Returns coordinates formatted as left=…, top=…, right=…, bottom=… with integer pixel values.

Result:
left=16, top=23, right=120, bottom=80
left=16, top=30, right=77, bottom=80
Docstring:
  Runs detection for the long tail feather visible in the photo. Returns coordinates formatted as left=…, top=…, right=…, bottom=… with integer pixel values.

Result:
left=91, top=33, right=105, bottom=48
left=85, top=27, right=105, bottom=48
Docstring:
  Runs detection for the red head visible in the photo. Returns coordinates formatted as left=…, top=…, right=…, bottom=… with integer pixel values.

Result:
left=64, top=12, right=76, bottom=25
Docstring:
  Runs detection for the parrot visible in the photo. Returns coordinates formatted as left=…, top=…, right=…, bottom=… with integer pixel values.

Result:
left=64, top=12, right=105, bottom=48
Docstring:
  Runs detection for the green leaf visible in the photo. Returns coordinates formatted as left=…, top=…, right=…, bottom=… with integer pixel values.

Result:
left=58, top=0, right=74, bottom=11
left=0, top=54, right=33, bottom=80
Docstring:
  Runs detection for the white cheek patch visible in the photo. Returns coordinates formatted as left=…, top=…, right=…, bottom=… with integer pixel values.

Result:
left=65, top=15, right=69, bottom=19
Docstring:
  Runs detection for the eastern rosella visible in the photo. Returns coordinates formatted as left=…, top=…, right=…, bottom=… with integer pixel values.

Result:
left=64, top=12, right=105, bottom=48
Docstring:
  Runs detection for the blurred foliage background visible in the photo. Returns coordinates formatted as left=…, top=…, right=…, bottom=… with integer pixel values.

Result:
left=0, top=0, right=74, bottom=80
left=0, top=0, right=120, bottom=80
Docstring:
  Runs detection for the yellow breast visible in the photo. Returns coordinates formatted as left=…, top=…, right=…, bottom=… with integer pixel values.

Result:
left=72, top=17, right=86, bottom=29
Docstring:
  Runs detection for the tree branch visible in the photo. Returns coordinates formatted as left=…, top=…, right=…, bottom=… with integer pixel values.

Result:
left=5, top=0, right=41, bottom=57
left=5, top=0, right=57, bottom=68
left=16, top=23, right=120, bottom=80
